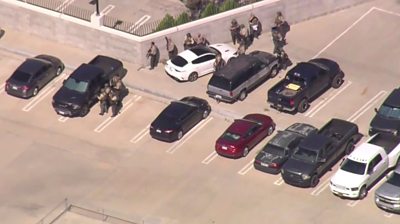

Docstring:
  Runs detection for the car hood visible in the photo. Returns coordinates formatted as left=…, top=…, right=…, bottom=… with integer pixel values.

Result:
left=283, top=158, right=315, bottom=175
left=53, top=87, right=86, bottom=106
left=331, top=169, right=366, bottom=188
left=376, top=183, right=400, bottom=199
left=370, top=114, right=400, bottom=133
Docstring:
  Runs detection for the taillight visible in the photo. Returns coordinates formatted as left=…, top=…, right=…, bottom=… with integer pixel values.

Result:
left=229, top=91, right=233, bottom=97
left=254, top=160, right=261, bottom=164
left=5, top=81, right=9, bottom=90
left=270, top=163, right=278, bottom=168
left=229, top=145, right=236, bottom=152
left=21, top=85, right=30, bottom=92
left=289, top=99, right=295, bottom=106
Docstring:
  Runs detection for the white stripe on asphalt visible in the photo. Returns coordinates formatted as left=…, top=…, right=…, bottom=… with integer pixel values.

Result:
left=306, top=81, right=352, bottom=117
left=94, top=95, right=140, bottom=133
left=128, top=15, right=151, bottom=32
left=347, top=90, right=387, bottom=122
left=130, top=124, right=150, bottom=143
left=384, top=213, right=393, bottom=218
left=55, top=0, right=75, bottom=12
left=100, top=5, right=115, bottom=15
left=58, top=116, right=69, bottom=122
left=273, top=177, right=284, bottom=186
left=0, top=83, right=6, bottom=94
left=166, top=117, right=213, bottom=154
left=201, top=151, right=218, bottom=165
left=237, top=159, right=255, bottom=175
left=310, top=178, right=332, bottom=196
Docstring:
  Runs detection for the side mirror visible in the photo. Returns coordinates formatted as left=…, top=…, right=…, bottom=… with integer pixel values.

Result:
left=374, top=108, right=378, bottom=113
left=63, top=80, right=66, bottom=85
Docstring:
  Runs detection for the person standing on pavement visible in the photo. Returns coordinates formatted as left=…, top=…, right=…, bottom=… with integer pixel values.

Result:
left=229, top=19, right=240, bottom=45
left=165, top=37, right=178, bottom=59
left=97, top=85, right=110, bottom=116
left=0, top=27, right=4, bottom=39
left=196, top=33, right=210, bottom=47
left=108, top=88, right=121, bottom=117
left=147, top=42, right=158, bottom=70
left=183, top=33, right=196, bottom=50
left=248, top=13, right=262, bottom=39
left=274, top=11, right=290, bottom=44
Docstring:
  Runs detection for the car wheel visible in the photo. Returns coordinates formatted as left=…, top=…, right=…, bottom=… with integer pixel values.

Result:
left=310, top=174, right=319, bottom=187
left=56, top=66, right=62, bottom=76
left=202, top=109, right=209, bottom=119
left=345, top=141, right=355, bottom=155
left=331, top=74, right=343, bottom=89
left=297, top=98, right=309, bottom=113
left=269, top=65, right=279, bottom=78
left=359, top=186, right=367, bottom=199
left=267, top=125, right=274, bottom=136
left=243, top=147, right=249, bottom=157
left=238, top=90, right=247, bottom=101
left=32, top=87, right=39, bottom=97
left=188, top=72, right=198, bottom=82
left=80, top=105, right=89, bottom=117
left=177, top=130, right=183, bottom=140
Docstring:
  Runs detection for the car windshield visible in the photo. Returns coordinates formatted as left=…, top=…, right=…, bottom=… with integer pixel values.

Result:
left=387, top=172, right=400, bottom=186
left=222, top=132, right=241, bottom=141
left=208, top=75, right=230, bottom=90
left=63, top=78, right=88, bottom=93
left=340, top=159, right=366, bottom=175
left=264, top=143, right=285, bottom=156
left=378, top=105, right=400, bottom=120
left=171, top=56, right=188, bottom=67
left=12, top=71, right=32, bottom=83
left=292, top=147, right=317, bottom=163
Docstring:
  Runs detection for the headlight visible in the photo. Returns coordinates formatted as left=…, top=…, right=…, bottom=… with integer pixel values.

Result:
left=394, top=204, right=400, bottom=208
left=164, top=129, right=174, bottom=133
left=72, top=104, right=80, bottom=109
left=375, top=198, right=379, bottom=202
left=301, top=174, right=310, bottom=180
left=391, top=129, right=398, bottom=135
left=351, top=187, right=359, bottom=191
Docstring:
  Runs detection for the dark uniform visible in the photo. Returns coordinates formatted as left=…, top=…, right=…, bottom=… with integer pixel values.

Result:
left=166, top=37, right=178, bottom=59
left=249, top=14, right=262, bottom=39
left=272, top=27, right=285, bottom=55
left=108, top=88, right=121, bottom=117
left=196, top=34, right=210, bottom=47
left=98, top=86, right=110, bottom=115
left=229, top=19, right=240, bottom=45
left=183, top=33, right=196, bottom=50
left=275, top=11, right=290, bottom=43
left=214, top=55, right=226, bottom=72
left=147, top=42, right=158, bottom=70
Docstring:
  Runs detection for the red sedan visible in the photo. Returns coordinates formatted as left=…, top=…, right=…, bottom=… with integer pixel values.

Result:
left=215, top=114, right=275, bottom=158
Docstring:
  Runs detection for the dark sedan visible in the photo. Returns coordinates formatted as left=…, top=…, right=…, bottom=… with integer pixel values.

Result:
left=254, top=123, right=317, bottom=174
left=215, top=114, right=275, bottom=159
left=5, top=55, right=64, bottom=98
left=150, top=96, right=211, bottom=142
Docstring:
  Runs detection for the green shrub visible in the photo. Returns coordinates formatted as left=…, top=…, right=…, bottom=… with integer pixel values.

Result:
left=200, top=2, right=219, bottom=18
left=219, top=0, right=239, bottom=12
left=175, top=12, right=191, bottom=26
left=155, top=14, right=175, bottom=31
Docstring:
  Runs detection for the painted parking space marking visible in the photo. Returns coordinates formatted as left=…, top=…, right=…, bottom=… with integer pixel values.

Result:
left=58, top=116, right=69, bottom=122
left=130, top=124, right=150, bottom=144
left=384, top=213, right=393, bottom=218
left=0, top=83, right=5, bottom=94
left=94, top=95, right=140, bottom=133
left=374, top=6, right=400, bottom=17
left=347, top=90, right=387, bottom=123
left=166, top=117, right=213, bottom=154
left=201, top=151, right=218, bottom=165
left=101, top=5, right=115, bottom=15
left=237, top=159, right=255, bottom=175
left=128, top=15, right=151, bottom=32
left=273, top=177, right=284, bottom=186
left=305, top=81, right=352, bottom=117
left=346, top=176, right=387, bottom=207
left=22, top=73, right=67, bottom=112
left=310, top=178, right=332, bottom=196
left=55, top=0, right=75, bottom=12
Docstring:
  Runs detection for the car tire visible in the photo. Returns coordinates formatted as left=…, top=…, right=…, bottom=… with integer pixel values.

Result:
left=243, top=147, right=249, bottom=157
left=32, top=87, right=39, bottom=97
left=359, top=186, right=367, bottom=199
left=56, top=66, right=62, bottom=76
left=345, top=141, right=355, bottom=155
left=331, top=74, right=344, bottom=89
left=80, top=105, right=89, bottom=117
left=188, top=72, right=198, bottom=82
left=238, top=90, right=247, bottom=101
left=310, top=174, right=319, bottom=187
left=297, top=98, right=309, bottom=113
left=269, top=65, right=279, bottom=78
left=177, top=130, right=183, bottom=140
left=267, top=125, right=274, bottom=136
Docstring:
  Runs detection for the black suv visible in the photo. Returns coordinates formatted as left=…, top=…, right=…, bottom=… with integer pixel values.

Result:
left=52, top=55, right=125, bottom=117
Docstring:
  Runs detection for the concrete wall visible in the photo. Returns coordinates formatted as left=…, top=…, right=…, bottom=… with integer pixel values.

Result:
left=0, top=0, right=370, bottom=66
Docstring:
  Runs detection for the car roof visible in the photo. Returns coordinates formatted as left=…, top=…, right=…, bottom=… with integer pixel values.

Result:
left=383, top=88, right=400, bottom=108
left=287, top=62, right=322, bottom=80
left=228, top=118, right=260, bottom=134
left=89, top=55, right=123, bottom=74
left=348, top=143, right=382, bottom=163
left=18, top=58, right=49, bottom=75
left=299, top=133, right=331, bottom=152
left=69, top=64, right=104, bottom=82
left=165, top=101, right=195, bottom=118
left=178, top=46, right=213, bottom=63
left=214, top=54, right=260, bottom=79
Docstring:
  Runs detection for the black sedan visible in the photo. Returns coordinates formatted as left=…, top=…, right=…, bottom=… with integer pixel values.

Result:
left=5, top=55, right=64, bottom=98
left=254, top=123, right=317, bottom=174
left=150, top=96, right=211, bottom=142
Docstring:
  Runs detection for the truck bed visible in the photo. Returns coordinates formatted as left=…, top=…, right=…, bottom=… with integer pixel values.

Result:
left=369, top=133, right=400, bottom=154
left=319, top=118, right=359, bottom=143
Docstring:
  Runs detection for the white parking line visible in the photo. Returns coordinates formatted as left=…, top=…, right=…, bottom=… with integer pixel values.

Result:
left=100, top=5, right=115, bottom=15
left=55, top=0, right=75, bottom=12
left=312, top=7, right=375, bottom=58
left=166, top=117, right=213, bottom=154
left=237, top=159, right=255, bottom=175
left=22, top=73, right=67, bottom=112
left=94, top=95, right=140, bottom=133
left=0, top=83, right=6, bottom=94
left=58, top=116, right=69, bottom=122
left=128, top=15, right=151, bottom=32
left=201, top=151, right=218, bottom=165
left=130, top=124, right=150, bottom=144
left=347, top=90, right=387, bottom=122
left=305, top=81, right=352, bottom=117
left=273, top=177, right=284, bottom=186
left=384, top=213, right=393, bottom=218
left=373, top=7, right=400, bottom=18
left=310, top=178, right=332, bottom=196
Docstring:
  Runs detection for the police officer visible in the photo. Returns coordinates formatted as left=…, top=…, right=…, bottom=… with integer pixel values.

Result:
left=98, top=84, right=111, bottom=115
left=165, top=37, right=178, bottom=59
left=108, top=88, right=120, bottom=117
left=183, top=33, right=196, bottom=50
left=213, top=53, right=226, bottom=72
left=274, top=11, right=290, bottom=44
left=248, top=13, right=262, bottom=39
left=196, top=33, right=210, bottom=47
left=147, top=42, right=158, bottom=70
left=271, top=27, right=285, bottom=55
left=229, top=19, right=240, bottom=45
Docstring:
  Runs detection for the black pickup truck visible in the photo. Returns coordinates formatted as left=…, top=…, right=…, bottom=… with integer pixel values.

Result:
left=52, top=55, right=126, bottom=117
left=281, top=118, right=362, bottom=188
left=267, top=58, right=344, bottom=113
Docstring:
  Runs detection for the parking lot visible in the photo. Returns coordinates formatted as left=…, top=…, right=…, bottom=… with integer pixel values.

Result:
left=0, top=0, right=400, bottom=223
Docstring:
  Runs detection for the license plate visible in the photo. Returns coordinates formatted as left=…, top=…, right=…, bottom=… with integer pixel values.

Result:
left=222, top=146, right=227, bottom=150
left=216, top=95, right=222, bottom=99
left=12, top=86, right=18, bottom=90
left=261, top=162, right=269, bottom=167
left=156, top=129, right=162, bottom=133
